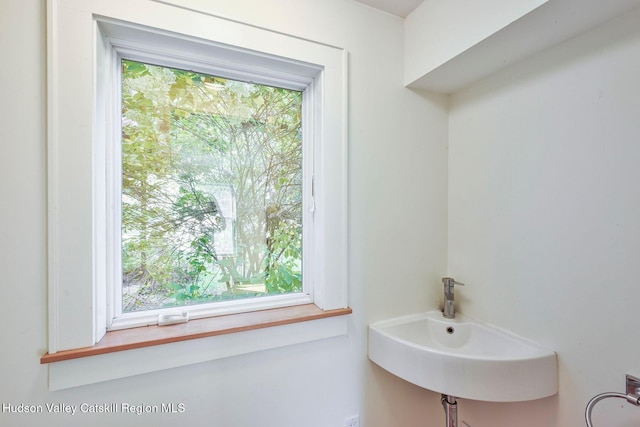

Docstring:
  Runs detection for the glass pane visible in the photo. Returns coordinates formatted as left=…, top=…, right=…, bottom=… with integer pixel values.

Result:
left=121, top=59, right=303, bottom=312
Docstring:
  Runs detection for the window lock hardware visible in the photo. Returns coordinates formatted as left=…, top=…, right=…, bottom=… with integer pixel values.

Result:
left=158, top=312, right=189, bottom=326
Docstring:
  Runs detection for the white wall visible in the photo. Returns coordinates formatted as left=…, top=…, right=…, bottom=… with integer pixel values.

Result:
left=0, top=0, right=448, bottom=426
left=448, top=7, right=640, bottom=426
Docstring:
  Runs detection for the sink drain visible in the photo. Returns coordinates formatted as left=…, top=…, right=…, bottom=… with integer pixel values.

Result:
left=446, top=326, right=455, bottom=334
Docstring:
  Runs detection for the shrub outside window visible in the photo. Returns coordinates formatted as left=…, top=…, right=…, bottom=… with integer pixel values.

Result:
left=120, top=60, right=305, bottom=314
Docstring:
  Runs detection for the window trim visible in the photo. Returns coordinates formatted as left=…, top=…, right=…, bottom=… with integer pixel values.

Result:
left=46, top=0, right=348, bottom=389
left=41, top=305, right=352, bottom=364
left=41, top=305, right=351, bottom=391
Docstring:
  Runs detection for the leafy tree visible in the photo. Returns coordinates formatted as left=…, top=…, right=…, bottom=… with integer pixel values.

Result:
left=121, top=60, right=303, bottom=311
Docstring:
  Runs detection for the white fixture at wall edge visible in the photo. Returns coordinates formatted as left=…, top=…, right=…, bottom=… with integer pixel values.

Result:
left=368, top=310, right=558, bottom=402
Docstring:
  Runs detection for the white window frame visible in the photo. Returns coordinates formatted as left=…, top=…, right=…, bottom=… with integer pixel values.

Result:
left=46, top=0, right=347, bottom=389
left=106, top=31, right=317, bottom=331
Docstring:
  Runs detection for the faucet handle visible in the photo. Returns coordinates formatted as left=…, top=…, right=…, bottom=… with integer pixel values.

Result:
left=442, top=277, right=464, bottom=288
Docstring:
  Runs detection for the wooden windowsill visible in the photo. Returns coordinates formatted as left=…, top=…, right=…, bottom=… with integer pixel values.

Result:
left=41, top=304, right=351, bottom=364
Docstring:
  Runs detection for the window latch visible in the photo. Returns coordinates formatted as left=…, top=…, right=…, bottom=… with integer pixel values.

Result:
left=310, top=175, right=316, bottom=213
left=158, top=312, right=189, bottom=326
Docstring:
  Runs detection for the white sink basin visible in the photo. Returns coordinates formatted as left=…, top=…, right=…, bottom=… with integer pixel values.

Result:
left=368, top=311, right=557, bottom=402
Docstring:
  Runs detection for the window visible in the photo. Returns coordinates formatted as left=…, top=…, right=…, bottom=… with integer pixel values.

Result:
left=113, top=58, right=311, bottom=328
left=45, top=0, right=347, bottom=389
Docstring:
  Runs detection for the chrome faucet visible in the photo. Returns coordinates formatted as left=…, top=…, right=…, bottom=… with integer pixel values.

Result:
left=442, top=277, right=464, bottom=319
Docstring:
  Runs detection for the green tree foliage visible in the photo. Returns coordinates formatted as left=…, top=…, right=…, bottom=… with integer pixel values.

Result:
left=121, top=60, right=303, bottom=312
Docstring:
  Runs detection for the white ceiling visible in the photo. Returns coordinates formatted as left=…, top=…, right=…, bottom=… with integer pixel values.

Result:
left=353, top=0, right=424, bottom=17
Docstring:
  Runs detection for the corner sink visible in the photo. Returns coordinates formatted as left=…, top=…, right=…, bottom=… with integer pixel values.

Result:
left=368, top=311, right=557, bottom=402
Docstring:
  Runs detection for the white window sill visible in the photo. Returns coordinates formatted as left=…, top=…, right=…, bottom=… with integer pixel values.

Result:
left=41, top=305, right=351, bottom=390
